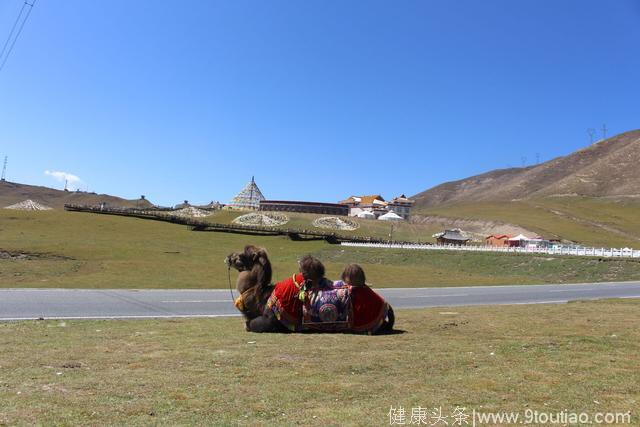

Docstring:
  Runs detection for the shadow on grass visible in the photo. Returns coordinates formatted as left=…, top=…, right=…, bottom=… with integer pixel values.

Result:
left=289, top=328, right=408, bottom=335
left=378, top=328, right=407, bottom=335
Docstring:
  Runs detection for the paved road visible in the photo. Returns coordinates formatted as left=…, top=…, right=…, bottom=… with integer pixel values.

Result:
left=1, top=281, right=640, bottom=321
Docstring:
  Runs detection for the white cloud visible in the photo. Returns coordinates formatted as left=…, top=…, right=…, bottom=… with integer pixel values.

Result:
left=44, top=170, right=83, bottom=190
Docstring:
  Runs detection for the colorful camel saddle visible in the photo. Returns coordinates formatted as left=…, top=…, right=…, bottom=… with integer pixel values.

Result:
left=266, top=274, right=388, bottom=333
left=302, top=285, right=352, bottom=332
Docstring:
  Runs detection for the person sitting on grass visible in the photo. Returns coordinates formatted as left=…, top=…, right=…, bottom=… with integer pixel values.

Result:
left=247, top=255, right=331, bottom=333
left=333, top=263, right=367, bottom=288
left=333, top=263, right=392, bottom=333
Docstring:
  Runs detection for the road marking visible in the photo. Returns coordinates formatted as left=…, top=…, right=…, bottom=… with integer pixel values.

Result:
left=377, top=281, right=640, bottom=291
left=396, top=294, right=470, bottom=298
left=509, top=300, right=570, bottom=305
left=160, top=300, right=230, bottom=303
left=0, top=314, right=241, bottom=321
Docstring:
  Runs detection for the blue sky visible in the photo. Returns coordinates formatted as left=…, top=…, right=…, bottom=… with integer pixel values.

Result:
left=1, top=1, right=639, bottom=206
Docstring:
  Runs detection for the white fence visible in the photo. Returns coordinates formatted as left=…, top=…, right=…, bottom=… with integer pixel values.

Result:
left=341, top=242, right=640, bottom=258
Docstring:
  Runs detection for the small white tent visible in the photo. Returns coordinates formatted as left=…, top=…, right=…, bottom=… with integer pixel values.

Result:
left=508, top=234, right=530, bottom=241
left=357, top=210, right=376, bottom=219
left=378, top=211, right=403, bottom=221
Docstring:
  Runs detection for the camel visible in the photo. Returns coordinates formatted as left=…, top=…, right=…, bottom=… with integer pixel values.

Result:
left=225, top=245, right=395, bottom=334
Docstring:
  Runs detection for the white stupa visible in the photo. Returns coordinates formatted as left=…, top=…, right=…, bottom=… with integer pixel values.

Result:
left=228, top=176, right=265, bottom=210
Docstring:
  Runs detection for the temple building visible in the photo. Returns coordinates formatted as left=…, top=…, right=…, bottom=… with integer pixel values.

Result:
left=339, top=194, right=415, bottom=219
left=228, top=177, right=265, bottom=210
left=386, top=195, right=414, bottom=219
left=433, top=229, right=471, bottom=246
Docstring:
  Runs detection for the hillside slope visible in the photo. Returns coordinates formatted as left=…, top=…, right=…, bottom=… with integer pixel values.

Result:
left=413, top=129, right=640, bottom=208
left=0, top=180, right=152, bottom=209
left=422, top=197, right=640, bottom=248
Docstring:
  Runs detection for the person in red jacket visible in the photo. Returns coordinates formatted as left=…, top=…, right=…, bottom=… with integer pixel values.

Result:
left=334, top=264, right=389, bottom=333
left=247, top=255, right=329, bottom=332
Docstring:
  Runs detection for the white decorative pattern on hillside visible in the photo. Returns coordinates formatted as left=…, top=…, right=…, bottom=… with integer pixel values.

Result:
left=312, top=217, right=360, bottom=231
left=172, top=207, right=211, bottom=218
left=232, top=212, right=289, bottom=227
left=4, top=199, right=52, bottom=211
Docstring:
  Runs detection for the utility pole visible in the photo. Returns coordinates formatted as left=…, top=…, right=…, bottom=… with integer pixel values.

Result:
left=1, top=156, right=6, bottom=181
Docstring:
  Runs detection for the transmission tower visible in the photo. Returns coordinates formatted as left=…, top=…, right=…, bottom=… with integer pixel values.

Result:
left=535, top=152, right=540, bottom=164
left=587, top=128, right=596, bottom=144
left=601, top=124, right=608, bottom=140
left=1, top=156, right=7, bottom=181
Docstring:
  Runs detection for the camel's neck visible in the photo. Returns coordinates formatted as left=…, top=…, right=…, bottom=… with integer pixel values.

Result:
left=254, top=262, right=272, bottom=288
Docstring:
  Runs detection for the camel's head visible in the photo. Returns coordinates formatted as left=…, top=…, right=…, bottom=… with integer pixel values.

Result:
left=225, top=245, right=269, bottom=273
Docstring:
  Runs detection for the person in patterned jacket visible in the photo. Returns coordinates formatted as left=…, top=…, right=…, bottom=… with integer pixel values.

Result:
left=247, top=255, right=330, bottom=332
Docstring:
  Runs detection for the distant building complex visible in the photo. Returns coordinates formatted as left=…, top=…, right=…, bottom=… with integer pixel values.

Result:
left=226, top=177, right=414, bottom=220
left=338, top=194, right=414, bottom=220
left=259, top=200, right=348, bottom=216
left=228, top=177, right=348, bottom=215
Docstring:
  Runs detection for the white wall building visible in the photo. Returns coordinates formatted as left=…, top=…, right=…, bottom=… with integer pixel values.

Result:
left=339, top=194, right=415, bottom=219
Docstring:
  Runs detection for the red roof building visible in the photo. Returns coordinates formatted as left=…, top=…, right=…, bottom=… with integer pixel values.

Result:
left=485, top=234, right=513, bottom=247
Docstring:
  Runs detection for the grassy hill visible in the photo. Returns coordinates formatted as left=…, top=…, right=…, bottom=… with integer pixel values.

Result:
left=420, top=197, right=640, bottom=248
left=2, top=209, right=640, bottom=289
left=0, top=180, right=152, bottom=209
left=410, top=130, right=640, bottom=247
left=413, top=129, right=640, bottom=207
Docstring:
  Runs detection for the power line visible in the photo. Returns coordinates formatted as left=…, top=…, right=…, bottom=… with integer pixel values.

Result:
left=0, top=0, right=37, bottom=74
left=0, top=2, right=28, bottom=60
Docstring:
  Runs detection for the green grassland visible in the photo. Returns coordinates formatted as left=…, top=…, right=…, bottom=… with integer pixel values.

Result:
left=421, top=197, right=640, bottom=248
left=2, top=210, right=640, bottom=288
left=0, top=300, right=638, bottom=425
